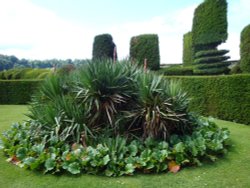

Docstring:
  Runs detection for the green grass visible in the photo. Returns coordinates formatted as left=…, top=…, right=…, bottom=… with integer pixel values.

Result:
left=0, top=105, right=250, bottom=188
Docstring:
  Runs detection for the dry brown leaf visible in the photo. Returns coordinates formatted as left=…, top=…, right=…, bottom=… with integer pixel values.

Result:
left=168, top=160, right=181, bottom=173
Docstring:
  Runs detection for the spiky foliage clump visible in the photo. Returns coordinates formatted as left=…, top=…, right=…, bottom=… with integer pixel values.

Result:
left=28, top=60, right=193, bottom=143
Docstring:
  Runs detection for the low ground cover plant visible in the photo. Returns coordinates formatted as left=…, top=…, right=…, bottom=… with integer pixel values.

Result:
left=0, top=60, right=230, bottom=176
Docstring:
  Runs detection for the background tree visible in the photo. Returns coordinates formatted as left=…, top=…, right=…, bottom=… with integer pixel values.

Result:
left=240, top=24, right=250, bottom=73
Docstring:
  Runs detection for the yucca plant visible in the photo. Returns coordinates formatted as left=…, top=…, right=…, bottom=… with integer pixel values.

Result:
left=27, top=60, right=194, bottom=144
left=126, top=72, right=193, bottom=140
left=73, top=60, right=138, bottom=134
left=28, top=75, right=93, bottom=145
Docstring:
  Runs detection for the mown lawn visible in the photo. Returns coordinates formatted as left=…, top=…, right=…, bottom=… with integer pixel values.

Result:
left=0, top=105, right=250, bottom=188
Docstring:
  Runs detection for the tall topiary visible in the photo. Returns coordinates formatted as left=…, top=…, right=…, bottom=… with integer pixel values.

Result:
left=183, top=32, right=194, bottom=66
left=130, top=34, right=160, bottom=70
left=191, top=0, right=230, bottom=75
left=92, top=34, right=117, bottom=61
left=240, top=24, right=250, bottom=73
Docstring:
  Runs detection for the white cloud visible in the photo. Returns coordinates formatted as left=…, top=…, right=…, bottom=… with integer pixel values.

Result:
left=223, top=0, right=250, bottom=61
left=0, top=0, right=248, bottom=63
left=0, top=0, right=95, bottom=60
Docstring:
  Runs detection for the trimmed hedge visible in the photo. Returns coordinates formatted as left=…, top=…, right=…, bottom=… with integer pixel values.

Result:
left=166, top=74, right=250, bottom=125
left=193, top=66, right=230, bottom=75
left=158, top=65, right=194, bottom=75
left=0, top=68, right=52, bottom=80
left=240, top=24, right=250, bottom=73
left=183, top=32, right=194, bottom=66
left=192, top=0, right=228, bottom=48
left=130, top=34, right=160, bottom=70
left=92, top=34, right=117, bottom=60
left=195, top=62, right=230, bottom=70
left=0, top=80, right=42, bottom=104
left=195, top=49, right=229, bottom=58
left=194, top=55, right=230, bottom=64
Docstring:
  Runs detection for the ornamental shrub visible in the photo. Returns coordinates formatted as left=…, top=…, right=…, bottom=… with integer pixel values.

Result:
left=240, top=24, right=250, bottom=73
left=192, top=0, right=228, bottom=48
left=0, top=60, right=231, bottom=176
left=130, top=34, right=160, bottom=70
left=92, top=34, right=117, bottom=61
left=191, top=0, right=229, bottom=75
left=193, top=55, right=230, bottom=65
left=183, top=32, right=194, bottom=66
left=195, top=49, right=229, bottom=58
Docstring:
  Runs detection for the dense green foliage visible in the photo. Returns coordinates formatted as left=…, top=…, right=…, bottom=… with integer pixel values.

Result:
left=0, top=68, right=52, bottom=80
left=195, top=49, right=229, bottom=58
left=159, top=65, right=194, bottom=76
left=191, top=0, right=229, bottom=75
left=130, top=34, right=160, bottom=70
left=230, top=63, right=242, bottom=74
left=0, top=54, right=87, bottom=71
left=0, top=60, right=230, bottom=176
left=0, top=80, right=42, bottom=104
left=240, top=24, right=250, bottom=73
left=167, top=75, right=250, bottom=125
left=0, top=117, right=230, bottom=176
left=192, top=0, right=228, bottom=48
left=92, top=34, right=117, bottom=60
left=183, top=32, right=194, bottom=66
left=193, top=55, right=230, bottom=65
left=28, top=60, right=193, bottom=142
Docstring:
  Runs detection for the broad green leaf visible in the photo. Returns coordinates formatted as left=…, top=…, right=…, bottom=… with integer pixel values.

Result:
left=67, top=162, right=81, bottom=174
left=103, top=155, right=110, bottom=165
left=105, top=169, right=114, bottom=177
left=23, top=157, right=36, bottom=166
left=174, top=142, right=185, bottom=153
left=128, top=144, right=138, bottom=156
left=45, top=158, right=56, bottom=172
left=16, top=147, right=27, bottom=160
left=125, top=163, right=135, bottom=174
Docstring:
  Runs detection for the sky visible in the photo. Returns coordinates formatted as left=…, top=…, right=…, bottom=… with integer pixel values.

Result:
left=0, top=0, right=249, bottom=64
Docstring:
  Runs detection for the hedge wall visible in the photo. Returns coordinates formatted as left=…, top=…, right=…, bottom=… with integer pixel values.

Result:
left=0, top=80, right=42, bottom=104
left=240, top=24, right=250, bottom=73
left=130, top=34, right=160, bottom=70
left=166, top=74, right=250, bottom=125
left=183, top=32, right=194, bottom=66
left=0, top=68, right=52, bottom=80
left=92, top=34, right=117, bottom=60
